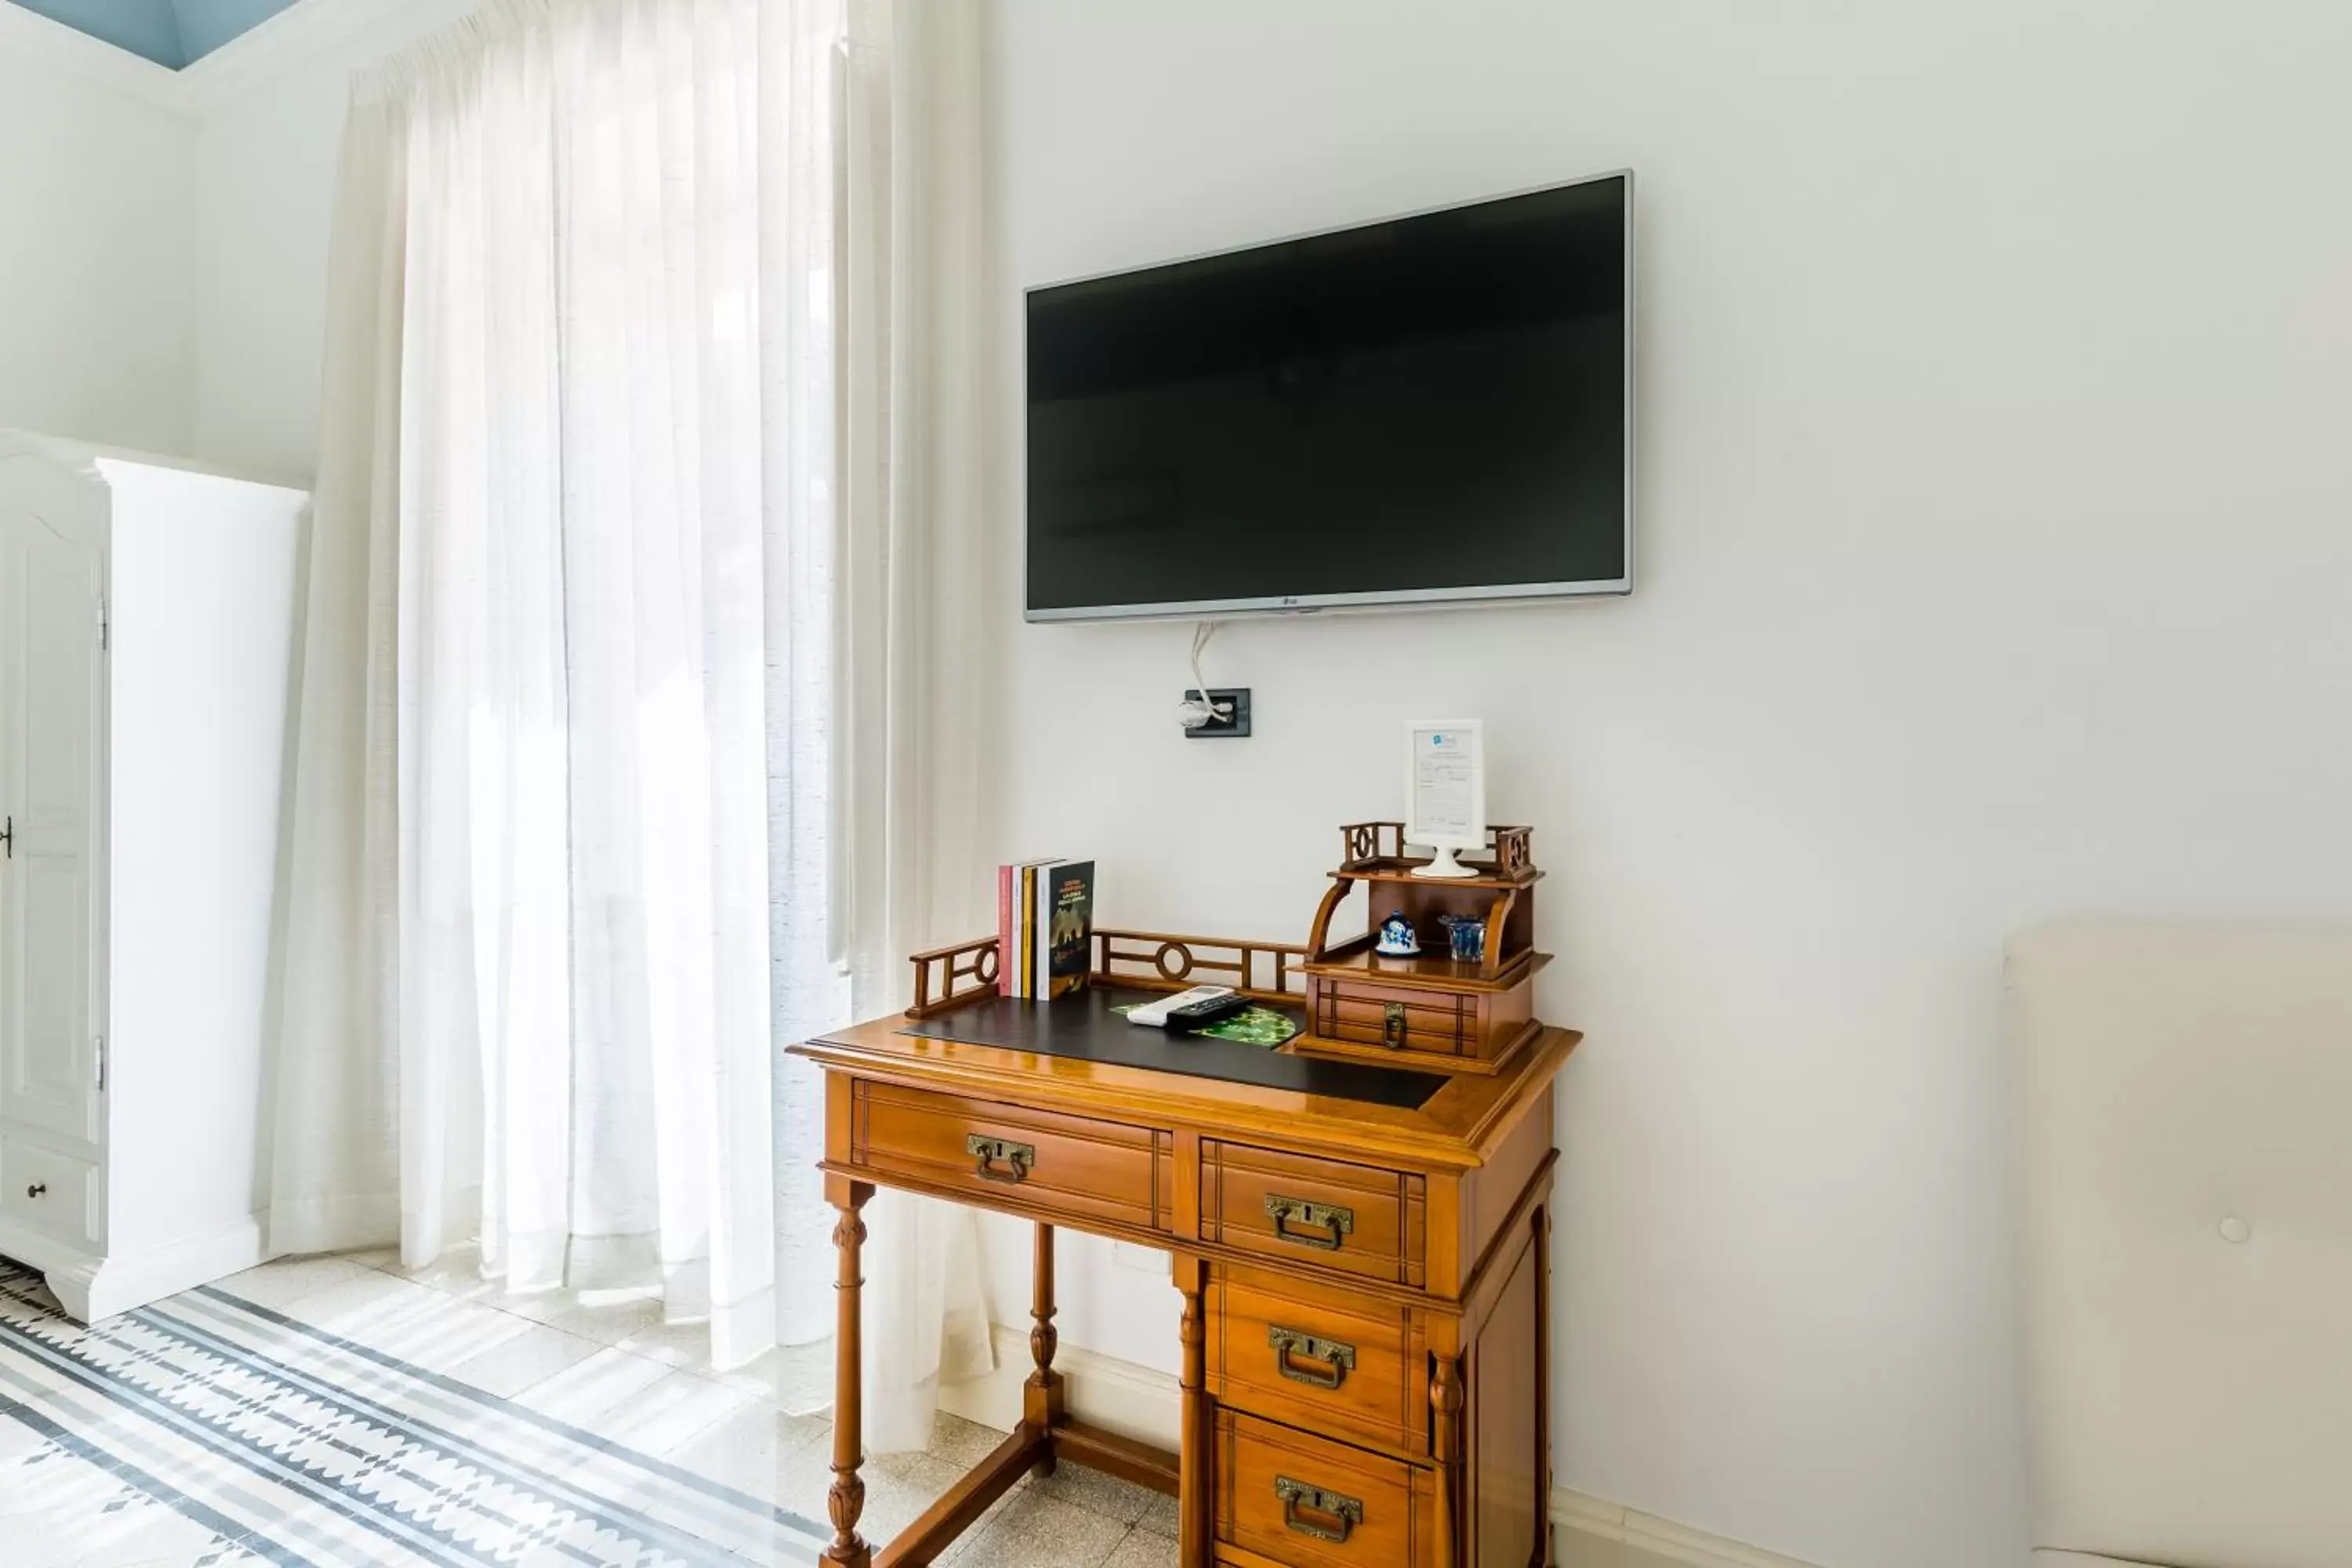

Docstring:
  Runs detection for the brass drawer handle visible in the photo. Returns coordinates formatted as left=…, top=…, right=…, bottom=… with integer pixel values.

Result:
left=1269, top=1325, right=1356, bottom=1389
left=967, top=1134, right=1034, bottom=1185
left=1274, top=1475, right=1363, bottom=1544
left=1264, top=1195, right=1353, bottom=1251
left=1381, top=1000, right=1406, bottom=1048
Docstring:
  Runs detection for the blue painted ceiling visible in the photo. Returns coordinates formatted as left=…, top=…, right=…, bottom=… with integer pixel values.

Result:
left=9, top=0, right=302, bottom=68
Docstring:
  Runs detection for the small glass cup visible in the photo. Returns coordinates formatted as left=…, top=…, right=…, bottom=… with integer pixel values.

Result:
left=1439, top=913, right=1485, bottom=964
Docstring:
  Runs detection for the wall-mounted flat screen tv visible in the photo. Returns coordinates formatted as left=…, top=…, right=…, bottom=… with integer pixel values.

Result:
left=1024, top=170, right=1632, bottom=622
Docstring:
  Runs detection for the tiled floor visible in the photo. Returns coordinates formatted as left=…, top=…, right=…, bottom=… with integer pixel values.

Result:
left=1, top=1247, right=1686, bottom=1568
left=0, top=1247, right=1181, bottom=1568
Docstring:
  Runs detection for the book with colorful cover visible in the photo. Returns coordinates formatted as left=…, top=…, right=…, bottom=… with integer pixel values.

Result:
left=1035, top=859, right=1094, bottom=1000
left=997, top=856, right=1091, bottom=998
left=997, top=857, right=1057, bottom=997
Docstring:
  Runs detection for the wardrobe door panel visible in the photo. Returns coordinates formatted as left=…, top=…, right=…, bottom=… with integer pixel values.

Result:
left=0, top=507, right=103, bottom=1151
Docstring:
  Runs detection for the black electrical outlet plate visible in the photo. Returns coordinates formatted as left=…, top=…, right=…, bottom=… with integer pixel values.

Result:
left=1184, top=688, right=1251, bottom=739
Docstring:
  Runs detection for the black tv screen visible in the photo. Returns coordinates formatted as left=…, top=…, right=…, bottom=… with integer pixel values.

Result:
left=1024, top=172, right=1632, bottom=621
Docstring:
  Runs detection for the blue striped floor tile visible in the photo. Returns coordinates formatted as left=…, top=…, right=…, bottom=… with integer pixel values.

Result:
left=0, top=1258, right=830, bottom=1567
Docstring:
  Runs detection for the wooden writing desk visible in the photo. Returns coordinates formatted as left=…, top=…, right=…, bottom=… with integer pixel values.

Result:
left=788, top=931, right=1575, bottom=1567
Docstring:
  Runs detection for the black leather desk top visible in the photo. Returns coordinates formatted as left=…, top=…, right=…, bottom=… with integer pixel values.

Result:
left=896, top=987, right=1445, bottom=1110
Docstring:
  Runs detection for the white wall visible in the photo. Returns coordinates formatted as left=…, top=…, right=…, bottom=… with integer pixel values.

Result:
left=0, top=0, right=470, bottom=481
left=984, top=4, right=2352, bottom=1567
left=0, top=38, right=193, bottom=453
left=189, top=0, right=474, bottom=479
left=139, top=1, right=2352, bottom=1560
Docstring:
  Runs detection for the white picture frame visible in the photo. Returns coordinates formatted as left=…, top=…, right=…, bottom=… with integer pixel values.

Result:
left=1404, top=720, right=1486, bottom=878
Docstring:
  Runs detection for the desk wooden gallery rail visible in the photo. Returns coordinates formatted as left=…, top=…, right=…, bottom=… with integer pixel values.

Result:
left=789, top=908, right=1575, bottom=1568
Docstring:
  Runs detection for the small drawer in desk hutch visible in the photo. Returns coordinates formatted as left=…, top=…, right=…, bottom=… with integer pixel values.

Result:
left=1307, top=971, right=1540, bottom=1073
left=1215, top=1407, right=1435, bottom=1568
left=1316, top=979, right=1477, bottom=1058
left=848, top=1082, right=1174, bottom=1234
left=1199, top=1140, right=1426, bottom=1290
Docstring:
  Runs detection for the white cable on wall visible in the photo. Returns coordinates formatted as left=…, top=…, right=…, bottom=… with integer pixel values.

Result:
left=1178, top=621, right=1232, bottom=730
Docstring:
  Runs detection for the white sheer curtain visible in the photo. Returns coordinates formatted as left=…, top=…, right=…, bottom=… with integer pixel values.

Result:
left=775, top=0, right=1000, bottom=1448
left=269, top=0, right=992, bottom=1411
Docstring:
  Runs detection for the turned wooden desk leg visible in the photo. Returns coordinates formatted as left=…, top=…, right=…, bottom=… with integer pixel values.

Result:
left=822, top=1178, right=873, bottom=1568
left=1174, top=1254, right=1210, bottom=1567
left=1432, top=1347, right=1465, bottom=1568
left=1025, top=1221, right=1065, bottom=1476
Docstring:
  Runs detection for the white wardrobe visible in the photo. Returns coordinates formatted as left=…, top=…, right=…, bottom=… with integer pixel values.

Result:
left=0, top=432, right=304, bottom=1321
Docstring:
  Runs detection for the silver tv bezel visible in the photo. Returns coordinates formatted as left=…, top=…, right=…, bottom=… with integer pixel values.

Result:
left=1021, top=167, right=1635, bottom=625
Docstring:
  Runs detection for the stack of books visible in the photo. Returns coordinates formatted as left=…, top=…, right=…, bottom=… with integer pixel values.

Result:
left=997, top=858, right=1094, bottom=1000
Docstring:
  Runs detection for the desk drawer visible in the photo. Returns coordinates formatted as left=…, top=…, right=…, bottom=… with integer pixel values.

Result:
left=1214, top=1409, right=1433, bottom=1568
left=850, top=1082, right=1173, bottom=1232
left=1200, top=1140, right=1425, bottom=1289
left=0, top=1135, right=100, bottom=1249
left=1302, top=967, right=1541, bottom=1076
left=1317, top=981, right=1473, bottom=1058
left=1207, top=1265, right=1425, bottom=1458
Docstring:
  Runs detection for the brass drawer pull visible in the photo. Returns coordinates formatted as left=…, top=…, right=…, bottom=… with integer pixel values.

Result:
left=1274, top=1475, right=1363, bottom=1544
left=966, top=1134, right=1034, bottom=1184
left=1264, top=1195, right=1353, bottom=1251
left=1268, top=1325, right=1356, bottom=1389
left=1381, top=1000, right=1406, bottom=1047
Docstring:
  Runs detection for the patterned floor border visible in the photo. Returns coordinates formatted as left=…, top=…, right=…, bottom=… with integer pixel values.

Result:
left=0, top=1259, right=829, bottom=1566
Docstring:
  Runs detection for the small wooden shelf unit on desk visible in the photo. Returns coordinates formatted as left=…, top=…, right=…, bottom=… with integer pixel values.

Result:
left=787, top=824, right=1573, bottom=1568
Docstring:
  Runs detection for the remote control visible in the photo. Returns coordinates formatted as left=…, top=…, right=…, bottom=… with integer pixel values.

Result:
left=1124, top=985, right=1234, bottom=1028
left=1163, top=990, right=1251, bottom=1033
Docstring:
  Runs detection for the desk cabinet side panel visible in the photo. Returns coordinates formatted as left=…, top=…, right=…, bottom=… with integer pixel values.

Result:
left=1458, top=1084, right=1552, bottom=1294
left=1467, top=1207, right=1548, bottom=1568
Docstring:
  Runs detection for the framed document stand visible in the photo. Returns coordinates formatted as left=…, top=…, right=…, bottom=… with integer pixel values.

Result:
left=1405, top=721, right=1486, bottom=879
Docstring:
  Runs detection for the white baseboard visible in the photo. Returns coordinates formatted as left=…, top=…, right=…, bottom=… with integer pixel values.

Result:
left=938, top=1322, right=1184, bottom=1448
left=0, top=1212, right=266, bottom=1323
left=1553, top=1487, right=1824, bottom=1568
left=940, top=1322, right=1822, bottom=1568
left=87, top=1214, right=270, bottom=1320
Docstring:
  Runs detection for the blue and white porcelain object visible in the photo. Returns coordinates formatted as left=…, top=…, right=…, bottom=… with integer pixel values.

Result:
left=1375, top=911, right=1421, bottom=957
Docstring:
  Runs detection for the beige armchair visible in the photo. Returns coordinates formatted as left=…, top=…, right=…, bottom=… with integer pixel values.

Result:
left=2009, top=924, right=2352, bottom=1568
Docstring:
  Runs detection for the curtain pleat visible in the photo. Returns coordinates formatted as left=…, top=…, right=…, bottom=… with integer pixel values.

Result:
left=270, top=0, right=995, bottom=1418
